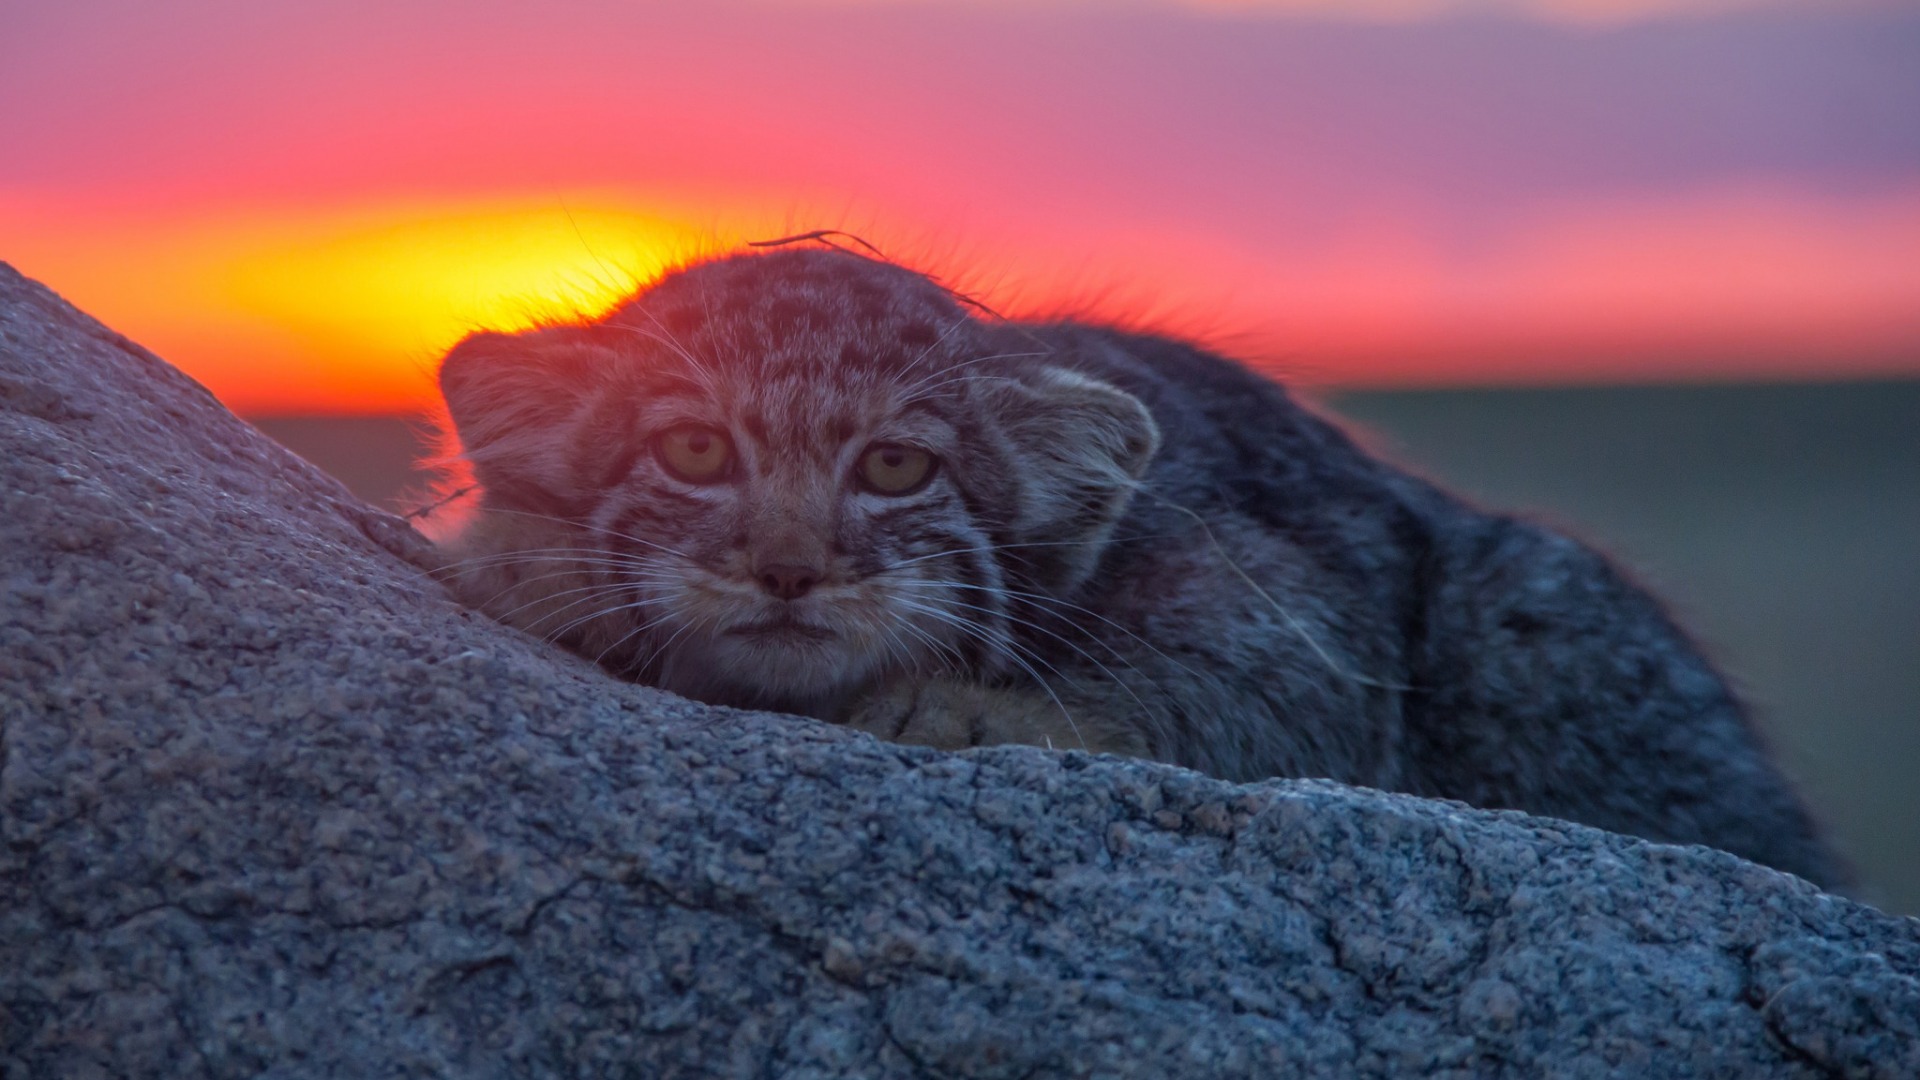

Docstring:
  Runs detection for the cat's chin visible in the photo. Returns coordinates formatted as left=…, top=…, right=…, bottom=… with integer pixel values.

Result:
left=651, top=629, right=886, bottom=720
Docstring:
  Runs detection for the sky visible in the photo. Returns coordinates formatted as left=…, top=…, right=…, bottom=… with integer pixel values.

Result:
left=2, top=0, right=1917, bottom=413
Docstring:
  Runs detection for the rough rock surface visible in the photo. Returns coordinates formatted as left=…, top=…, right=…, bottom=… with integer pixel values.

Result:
left=1, top=260, right=1916, bottom=1079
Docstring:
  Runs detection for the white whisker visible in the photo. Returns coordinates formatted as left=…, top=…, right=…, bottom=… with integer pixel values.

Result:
left=895, top=350, right=1050, bottom=405
left=895, top=599, right=1086, bottom=749
left=895, top=592, right=1159, bottom=722
left=875, top=529, right=1186, bottom=574
left=889, top=315, right=972, bottom=387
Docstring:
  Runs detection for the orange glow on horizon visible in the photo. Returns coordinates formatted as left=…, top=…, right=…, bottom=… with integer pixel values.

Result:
left=2, top=195, right=743, bottom=413
left=4, top=184, right=1919, bottom=415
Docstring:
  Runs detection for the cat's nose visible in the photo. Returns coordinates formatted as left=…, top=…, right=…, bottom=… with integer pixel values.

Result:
left=758, top=563, right=821, bottom=600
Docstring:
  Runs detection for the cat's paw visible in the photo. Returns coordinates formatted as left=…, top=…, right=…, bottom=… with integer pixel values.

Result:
left=838, top=678, right=992, bottom=750
left=838, top=678, right=1145, bottom=756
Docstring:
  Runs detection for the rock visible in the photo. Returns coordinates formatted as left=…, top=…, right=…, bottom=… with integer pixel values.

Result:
left=1, top=258, right=1916, bottom=1078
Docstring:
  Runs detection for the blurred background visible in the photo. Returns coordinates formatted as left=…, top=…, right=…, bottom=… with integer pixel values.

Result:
left=4, top=0, right=1915, bottom=911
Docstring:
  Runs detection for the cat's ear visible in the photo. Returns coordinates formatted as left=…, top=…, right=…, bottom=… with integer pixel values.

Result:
left=980, top=365, right=1160, bottom=591
left=438, top=326, right=621, bottom=511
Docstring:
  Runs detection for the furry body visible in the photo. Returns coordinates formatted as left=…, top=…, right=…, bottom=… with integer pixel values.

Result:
left=435, top=249, right=1846, bottom=889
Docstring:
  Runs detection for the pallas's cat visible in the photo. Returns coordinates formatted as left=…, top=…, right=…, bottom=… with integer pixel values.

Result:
left=433, top=247, right=1845, bottom=888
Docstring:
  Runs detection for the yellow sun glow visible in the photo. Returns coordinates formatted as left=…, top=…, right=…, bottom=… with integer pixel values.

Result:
left=222, top=202, right=720, bottom=349
left=2, top=195, right=733, bottom=413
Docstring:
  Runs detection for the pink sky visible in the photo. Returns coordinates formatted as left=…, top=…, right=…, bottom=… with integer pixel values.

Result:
left=3, top=0, right=1917, bottom=412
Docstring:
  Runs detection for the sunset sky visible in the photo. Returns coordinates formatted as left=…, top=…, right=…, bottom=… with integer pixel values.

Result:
left=3, top=0, right=1917, bottom=413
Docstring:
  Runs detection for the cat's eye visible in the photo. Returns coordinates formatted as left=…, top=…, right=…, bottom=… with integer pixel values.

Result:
left=856, top=443, right=936, bottom=495
left=656, top=426, right=734, bottom=483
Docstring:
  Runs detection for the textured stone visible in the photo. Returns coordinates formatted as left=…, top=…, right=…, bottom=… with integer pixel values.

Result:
left=1, top=260, right=1916, bottom=1078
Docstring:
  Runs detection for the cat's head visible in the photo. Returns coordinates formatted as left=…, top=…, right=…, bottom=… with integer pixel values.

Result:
left=436, top=249, right=1158, bottom=714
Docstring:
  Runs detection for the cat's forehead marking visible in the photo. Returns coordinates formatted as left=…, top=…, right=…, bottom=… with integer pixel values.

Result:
left=617, top=249, right=968, bottom=385
left=727, top=374, right=945, bottom=473
left=608, top=250, right=976, bottom=464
